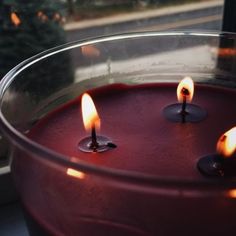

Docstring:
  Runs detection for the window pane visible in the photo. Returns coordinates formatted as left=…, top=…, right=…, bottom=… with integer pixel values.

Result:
left=0, top=0, right=224, bottom=170
left=65, top=0, right=224, bottom=40
left=0, top=0, right=224, bottom=78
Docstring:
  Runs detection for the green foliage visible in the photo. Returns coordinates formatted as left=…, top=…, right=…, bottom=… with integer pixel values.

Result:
left=0, top=0, right=73, bottom=99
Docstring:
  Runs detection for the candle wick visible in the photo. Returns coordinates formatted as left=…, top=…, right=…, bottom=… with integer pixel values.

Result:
left=181, top=95, right=187, bottom=113
left=180, top=87, right=190, bottom=123
left=181, top=95, right=187, bottom=123
left=90, top=125, right=99, bottom=151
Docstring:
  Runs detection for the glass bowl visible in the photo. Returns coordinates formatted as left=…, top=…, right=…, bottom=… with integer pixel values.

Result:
left=1, top=32, right=236, bottom=236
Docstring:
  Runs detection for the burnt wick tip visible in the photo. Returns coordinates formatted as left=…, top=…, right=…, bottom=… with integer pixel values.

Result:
left=107, top=142, right=117, bottom=148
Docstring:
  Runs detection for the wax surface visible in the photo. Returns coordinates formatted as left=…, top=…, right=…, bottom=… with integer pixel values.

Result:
left=28, top=83, right=236, bottom=180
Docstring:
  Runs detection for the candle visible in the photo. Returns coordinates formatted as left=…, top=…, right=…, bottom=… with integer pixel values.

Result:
left=198, top=127, right=236, bottom=177
left=163, top=77, right=207, bottom=123
left=25, top=83, right=236, bottom=176
left=11, top=82, right=236, bottom=236
left=2, top=32, right=236, bottom=236
left=78, top=93, right=116, bottom=153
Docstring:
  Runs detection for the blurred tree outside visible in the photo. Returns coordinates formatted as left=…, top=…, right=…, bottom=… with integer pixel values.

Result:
left=0, top=0, right=74, bottom=167
left=0, top=0, right=73, bottom=98
left=0, top=0, right=67, bottom=77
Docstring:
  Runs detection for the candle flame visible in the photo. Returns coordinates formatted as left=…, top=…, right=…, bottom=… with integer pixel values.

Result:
left=177, top=77, right=194, bottom=103
left=217, top=127, right=236, bottom=158
left=227, top=189, right=236, bottom=198
left=81, top=93, right=101, bottom=131
left=11, top=12, right=21, bottom=26
left=212, top=48, right=236, bottom=58
left=67, top=168, right=85, bottom=179
left=81, top=45, right=100, bottom=58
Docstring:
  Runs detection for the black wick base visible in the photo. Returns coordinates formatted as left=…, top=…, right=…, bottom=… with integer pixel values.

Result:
left=197, top=154, right=236, bottom=177
left=78, top=136, right=117, bottom=153
left=163, top=103, right=207, bottom=123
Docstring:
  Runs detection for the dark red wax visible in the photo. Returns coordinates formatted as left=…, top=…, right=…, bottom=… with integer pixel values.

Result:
left=28, top=83, right=236, bottom=180
left=12, top=83, right=236, bottom=236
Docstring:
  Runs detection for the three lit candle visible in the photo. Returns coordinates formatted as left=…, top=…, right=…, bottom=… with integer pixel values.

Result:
left=78, top=76, right=236, bottom=178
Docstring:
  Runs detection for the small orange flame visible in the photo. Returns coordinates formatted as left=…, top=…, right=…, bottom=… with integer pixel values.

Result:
left=217, top=127, right=236, bottom=158
left=37, top=11, right=48, bottom=22
left=81, top=45, right=100, bottom=58
left=177, top=77, right=194, bottom=103
left=11, top=12, right=21, bottom=26
left=37, top=11, right=43, bottom=17
left=67, top=168, right=85, bottom=179
left=227, top=189, right=236, bottom=198
left=214, top=48, right=236, bottom=58
left=81, top=93, right=101, bottom=131
left=53, top=13, right=61, bottom=22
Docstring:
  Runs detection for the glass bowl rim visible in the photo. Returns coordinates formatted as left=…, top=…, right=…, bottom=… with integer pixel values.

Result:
left=1, top=31, right=236, bottom=192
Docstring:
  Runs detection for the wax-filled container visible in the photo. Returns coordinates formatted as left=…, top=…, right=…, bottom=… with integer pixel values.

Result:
left=1, top=32, right=236, bottom=236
